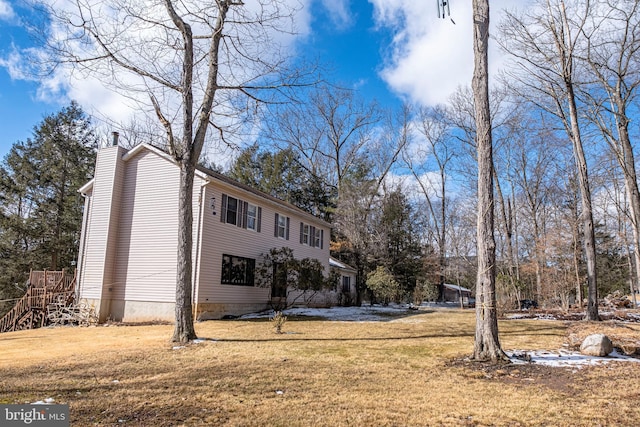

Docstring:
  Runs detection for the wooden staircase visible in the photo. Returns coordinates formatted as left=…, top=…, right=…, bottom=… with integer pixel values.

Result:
left=0, top=270, right=76, bottom=333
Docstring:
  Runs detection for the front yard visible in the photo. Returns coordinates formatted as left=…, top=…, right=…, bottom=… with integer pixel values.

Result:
left=1, top=308, right=639, bottom=426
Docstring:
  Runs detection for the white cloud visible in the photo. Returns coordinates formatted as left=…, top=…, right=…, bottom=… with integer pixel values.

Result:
left=369, top=0, right=530, bottom=107
left=0, top=0, right=14, bottom=21
left=320, top=0, right=353, bottom=30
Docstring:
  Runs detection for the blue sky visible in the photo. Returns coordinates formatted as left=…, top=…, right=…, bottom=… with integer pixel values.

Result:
left=0, top=0, right=518, bottom=160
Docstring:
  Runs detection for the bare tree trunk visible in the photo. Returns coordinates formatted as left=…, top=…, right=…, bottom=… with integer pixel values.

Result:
left=472, top=0, right=507, bottom=363
left=565, top=83, right=598, bottom=320
left=615, top=110, right=640, bottom=308
left=172, top=161, right=197, bottom=343
left=546, top=0, right=598, bottom=320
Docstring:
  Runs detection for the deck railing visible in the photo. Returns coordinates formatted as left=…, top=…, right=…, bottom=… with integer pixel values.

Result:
left=0, top=270, right=76, bottom=333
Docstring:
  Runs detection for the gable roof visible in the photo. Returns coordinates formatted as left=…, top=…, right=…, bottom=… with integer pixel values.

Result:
left=80, top=143, right=330, bottom=227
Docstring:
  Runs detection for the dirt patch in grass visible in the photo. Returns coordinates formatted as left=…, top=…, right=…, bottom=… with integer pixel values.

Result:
left=2, top=309, right=640, bottom=426
left=448, top=357, right=578, bottom=394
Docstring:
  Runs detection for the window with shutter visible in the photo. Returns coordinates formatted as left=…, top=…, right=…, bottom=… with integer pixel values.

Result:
left=275, top=213, right=289, bottom=239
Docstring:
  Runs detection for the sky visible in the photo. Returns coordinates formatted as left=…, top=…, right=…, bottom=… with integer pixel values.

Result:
left=0, top=0, right=522, bottom=161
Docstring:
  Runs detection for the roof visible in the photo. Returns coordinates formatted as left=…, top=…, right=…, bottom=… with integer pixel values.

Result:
left=79, top=143, right=330, bottom=227
left=443, top=283, right=472, bottom=293
left=329, top=257, right=357, bottom=273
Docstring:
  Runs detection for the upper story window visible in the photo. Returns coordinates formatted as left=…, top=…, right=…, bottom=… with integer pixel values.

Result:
left=247, top=204, right=258, bottom=231
left=274, top=213, right=290, bottom=240
left=300, top=222, right=324, bottom=249
left=220, top=194, right=261, bottom=232
left=225, top=196, right=238, bottom=225
left=314, top=228, right=322, bottom=248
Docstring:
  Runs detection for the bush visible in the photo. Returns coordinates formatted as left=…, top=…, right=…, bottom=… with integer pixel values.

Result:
left=366, top=266, right=400, bottom=304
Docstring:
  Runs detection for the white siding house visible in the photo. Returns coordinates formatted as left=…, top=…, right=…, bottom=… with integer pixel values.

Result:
left=77, top=143, right=336, bottom=322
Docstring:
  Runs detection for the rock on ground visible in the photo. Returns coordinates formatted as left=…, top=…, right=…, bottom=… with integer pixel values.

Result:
left=580, top=334, right=613, bottom=357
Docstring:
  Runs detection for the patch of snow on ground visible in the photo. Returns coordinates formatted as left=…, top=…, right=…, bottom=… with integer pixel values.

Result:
left=240, top=304, right=412, bottom=322
left=505, top=313, right=529, bottom=319
left=508, top=349, right=640, bottom=368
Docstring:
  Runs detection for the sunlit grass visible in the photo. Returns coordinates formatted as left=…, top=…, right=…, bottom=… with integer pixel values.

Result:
left=1, top=309, right=639, bottom=426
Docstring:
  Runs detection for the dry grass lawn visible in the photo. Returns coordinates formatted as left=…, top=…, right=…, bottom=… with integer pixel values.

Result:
left=1, top=309, right=640, bottom=426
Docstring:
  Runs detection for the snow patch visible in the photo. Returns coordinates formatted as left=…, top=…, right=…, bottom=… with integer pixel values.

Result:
left=239, top=304, right=412, bottom=322
left=508, top=349, right=640, bottom=368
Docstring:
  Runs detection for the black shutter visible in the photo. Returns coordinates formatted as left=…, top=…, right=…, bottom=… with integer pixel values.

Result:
left=285, top=217, right=290, bottom=240
left=274, top=213, right=279, bottom=237
left=242, top=201, right=248, bottom=229
left=320, top=229, right=324, bottom=249
left=236, top=199, right=244, bottom=228
left=220, top=194, right=227, bottom=223
left=257, top=207, right=262, bottom=232
left=300, top=222, right=304, bottom=244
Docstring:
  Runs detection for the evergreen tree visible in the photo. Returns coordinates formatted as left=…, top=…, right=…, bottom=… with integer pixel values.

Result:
left=228, top=145, right=335, bottom=220
left=0, top=102, right=96, bottom=316
left=373, top=188, right=423, bottom=299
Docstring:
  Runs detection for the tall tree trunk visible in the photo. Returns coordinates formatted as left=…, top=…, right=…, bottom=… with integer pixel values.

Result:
left=172, top=161, right=198, bottom=343
left=565, top=83, right=598, bottom=320
left=616, top=110, right=640, bottom=308
left=472, top=0, right=507, bottom=362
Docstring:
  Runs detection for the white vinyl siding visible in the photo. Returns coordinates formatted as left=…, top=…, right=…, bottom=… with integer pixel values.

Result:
left=111, top=150, right=179, bottom=302
left=77, top=146, right=126, bottom=300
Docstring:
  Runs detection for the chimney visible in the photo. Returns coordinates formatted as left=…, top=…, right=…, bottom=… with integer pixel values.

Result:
left=112, top=131, right=120, bottom=147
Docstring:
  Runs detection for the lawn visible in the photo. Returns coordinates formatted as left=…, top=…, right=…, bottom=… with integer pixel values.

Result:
left=1, top=308, right=640, bottom=426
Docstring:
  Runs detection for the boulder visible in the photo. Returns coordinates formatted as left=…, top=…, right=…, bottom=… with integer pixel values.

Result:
left=580, top=334, right=613, bottom=357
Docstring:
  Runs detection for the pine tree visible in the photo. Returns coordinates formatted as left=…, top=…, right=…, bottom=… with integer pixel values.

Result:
left=0, top=102, right=96, bottom=316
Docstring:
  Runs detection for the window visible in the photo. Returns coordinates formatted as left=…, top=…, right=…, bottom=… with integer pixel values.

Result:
left=314, top=228, right=322, bottom=248
left=275, top=213, right=289, bottom=240
left=300, top=223, right=310, bottom=245
left=342, top=276, right=351, bottom=293
left=300, top=222, right=324, bottom=248
left=225, top=196, right=238, bottom=225
left=247, top=204, right=257, bottom=231
left=220, top=194, right=261, bottom=232
left=221, top=254, right=255, bottom=286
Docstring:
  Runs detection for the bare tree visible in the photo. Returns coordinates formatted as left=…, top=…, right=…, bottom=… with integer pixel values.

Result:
left=42, top=0, right=311, bottom=342
left=472, top=0, right=507, bottom=362
left=579, top=0, right=640, bottom=307
left=500, top=0, right=599, bottom=320
left=404, top=105, right=454, bottom=301
left=264, top=84, right=381, bottom=194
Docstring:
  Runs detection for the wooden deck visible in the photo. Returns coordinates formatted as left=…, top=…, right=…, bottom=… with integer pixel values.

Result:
left=0, top=270, right=76, bottom=333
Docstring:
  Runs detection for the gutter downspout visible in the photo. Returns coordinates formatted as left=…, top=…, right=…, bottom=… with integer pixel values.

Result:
left=192, top=179, right=210, bottom=322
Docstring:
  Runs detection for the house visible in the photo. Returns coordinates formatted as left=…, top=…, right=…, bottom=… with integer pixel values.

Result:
left=76, top=142, right=349, bottom=322
left=329, top=257, right=357, bottom=306
left=442, top=283, right=473, bottom=306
